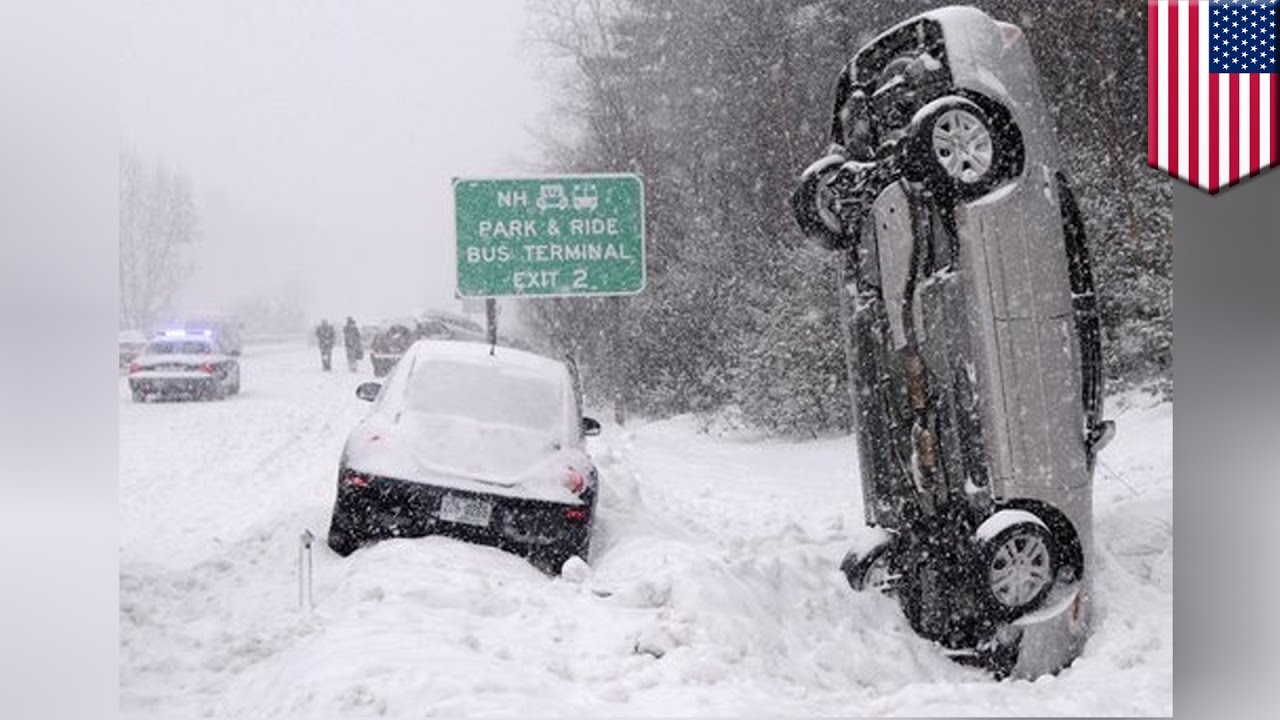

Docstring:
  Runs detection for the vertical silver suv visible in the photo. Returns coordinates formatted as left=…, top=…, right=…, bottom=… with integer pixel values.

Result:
left=792, top=6, right=1113, bottom=677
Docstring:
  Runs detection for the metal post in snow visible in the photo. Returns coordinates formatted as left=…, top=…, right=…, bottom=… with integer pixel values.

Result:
left=486, top=298, right=497, bottom=355
left=298, top=529, right=314, bottom=612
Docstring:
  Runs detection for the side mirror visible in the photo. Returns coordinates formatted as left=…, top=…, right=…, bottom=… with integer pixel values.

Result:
left=355, top=381, right=382, bottom=402
left=1088, top=419, right=1116, bottom=454
left=581, top=416, right=601, bottom=437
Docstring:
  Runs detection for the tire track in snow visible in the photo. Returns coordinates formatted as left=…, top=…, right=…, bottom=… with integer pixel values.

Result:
left=120, top=346, right=370, bottom=713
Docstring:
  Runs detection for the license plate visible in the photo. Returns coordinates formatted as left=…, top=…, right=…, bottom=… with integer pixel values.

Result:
left=438, top=494, right=493, bottom=528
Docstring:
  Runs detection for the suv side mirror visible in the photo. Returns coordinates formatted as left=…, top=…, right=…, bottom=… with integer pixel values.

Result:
left=355, top=381, right=382, bottom=402
left=1087, top=419, right=1116, bottom=453
left=581, top=416, right=601, bottom=437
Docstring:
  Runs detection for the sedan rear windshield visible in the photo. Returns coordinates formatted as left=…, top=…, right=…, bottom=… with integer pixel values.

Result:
left=404, top=360, right=562, bottom=431
left=147, top=341, right=214, bottom=355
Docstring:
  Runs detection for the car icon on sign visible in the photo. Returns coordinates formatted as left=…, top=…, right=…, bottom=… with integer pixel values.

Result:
left=536, top=185, right=569, bottom=211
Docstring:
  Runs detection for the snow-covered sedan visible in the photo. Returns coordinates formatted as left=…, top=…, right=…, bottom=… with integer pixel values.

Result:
left=326, top=340, right=602, bottom=573
left=127, top=332, right=241, bottom=401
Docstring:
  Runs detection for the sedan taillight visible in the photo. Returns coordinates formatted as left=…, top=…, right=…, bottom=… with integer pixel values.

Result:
left=563, top=468, right=587, bottom=495
left=128, top=363, right=143, bottom=374
left=198, top=363, right=216, bottom=374
left=341, top=469, right=371, bottom=488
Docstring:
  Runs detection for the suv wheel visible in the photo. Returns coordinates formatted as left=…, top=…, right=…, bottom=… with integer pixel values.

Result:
left=932, top=107, right=993, bottom=180
left=908, top=96, right=1020, bottom=199
left=974, top=511, right=1057, bottom=618
left=841, top=539, right=898, bottom=594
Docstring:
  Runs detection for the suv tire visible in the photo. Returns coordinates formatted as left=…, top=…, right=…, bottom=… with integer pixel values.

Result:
left=841, top=539, right=898, bottom=594
left=907, top=96, right=1021, bottom=199
left=974, top=512, right=1058, bottom=618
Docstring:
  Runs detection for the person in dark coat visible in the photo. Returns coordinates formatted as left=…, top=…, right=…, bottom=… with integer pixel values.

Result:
left=343, top=317, right=363, bottom=372
left=315, top=319, right=336, bottom=371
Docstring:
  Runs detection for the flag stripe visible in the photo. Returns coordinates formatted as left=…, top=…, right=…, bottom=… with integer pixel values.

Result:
left=1230, top=73, right=1240, bottom=185
left=1179, top=1, right=1191, bottom=180
left=1198, top=0, right=1211, bottom=185
left=1261, top=72, right=1272, bottom=168
left=1220, top=61, right=1231, bottom=189
left=1251, top=73, right=1261, bottom=175
left=1210, top=68, right=1221, bottom=192
left=1149, top=2, right=1159, bottom=167
left=1264, top=70, right=1274, bottom=167
left=1170, top=2, right=1180, bottom=178
left=1159, top=4, right=1170, bottom=170
left=1241, top=71, right=1250, bottom=179
left=1189, top=1, right=1200, bottom=186
left=1264, top=72, right=1274, bottom=169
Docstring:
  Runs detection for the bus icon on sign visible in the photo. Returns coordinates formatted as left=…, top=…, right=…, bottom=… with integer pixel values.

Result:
left=536, top=184, right=569, bottom=212
left=572, top=183, right=599, bottom=211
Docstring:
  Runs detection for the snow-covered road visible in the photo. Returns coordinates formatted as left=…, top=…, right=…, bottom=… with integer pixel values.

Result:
left=119, top=344, right=1172, bottom=716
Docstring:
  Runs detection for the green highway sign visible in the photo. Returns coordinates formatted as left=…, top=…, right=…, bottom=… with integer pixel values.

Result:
left=454, top=174, right=645, bottom=298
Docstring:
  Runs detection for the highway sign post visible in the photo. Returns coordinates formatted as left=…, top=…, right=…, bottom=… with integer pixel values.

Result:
left=454, top=175, right=645, bottom=298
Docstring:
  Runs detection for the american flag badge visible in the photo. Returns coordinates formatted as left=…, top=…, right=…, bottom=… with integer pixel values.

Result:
left=1148, top=0, right=1277, bottom=193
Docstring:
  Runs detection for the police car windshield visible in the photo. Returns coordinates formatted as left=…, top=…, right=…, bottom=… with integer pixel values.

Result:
left=148, top=340, right=213, bottom=355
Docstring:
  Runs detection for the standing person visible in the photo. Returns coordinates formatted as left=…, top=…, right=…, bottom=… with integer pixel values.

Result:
left=315, top=319, right=336, bottom=371
left=343, top=316, right=363, bottom=372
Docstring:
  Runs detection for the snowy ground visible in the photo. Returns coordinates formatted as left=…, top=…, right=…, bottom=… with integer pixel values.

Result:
left=119, top=344, right=1172, bottom=716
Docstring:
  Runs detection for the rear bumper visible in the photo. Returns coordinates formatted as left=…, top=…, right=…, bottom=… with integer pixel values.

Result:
left=944, top=581, right=1089, bottom=678
left=1006, top=582, right=1090, bottom=678
left=332, top=473, right=593, bottom=550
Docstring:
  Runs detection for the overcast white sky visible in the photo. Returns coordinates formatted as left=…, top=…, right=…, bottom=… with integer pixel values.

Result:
left=119, top=0, right=554, bottom=326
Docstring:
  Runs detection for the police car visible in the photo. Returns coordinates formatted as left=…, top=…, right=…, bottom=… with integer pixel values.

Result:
left=127, top=330, right=241, bottom=402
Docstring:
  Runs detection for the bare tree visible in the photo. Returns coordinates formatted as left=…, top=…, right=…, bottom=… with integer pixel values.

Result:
left=119, top=149, right=199, bottom=331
